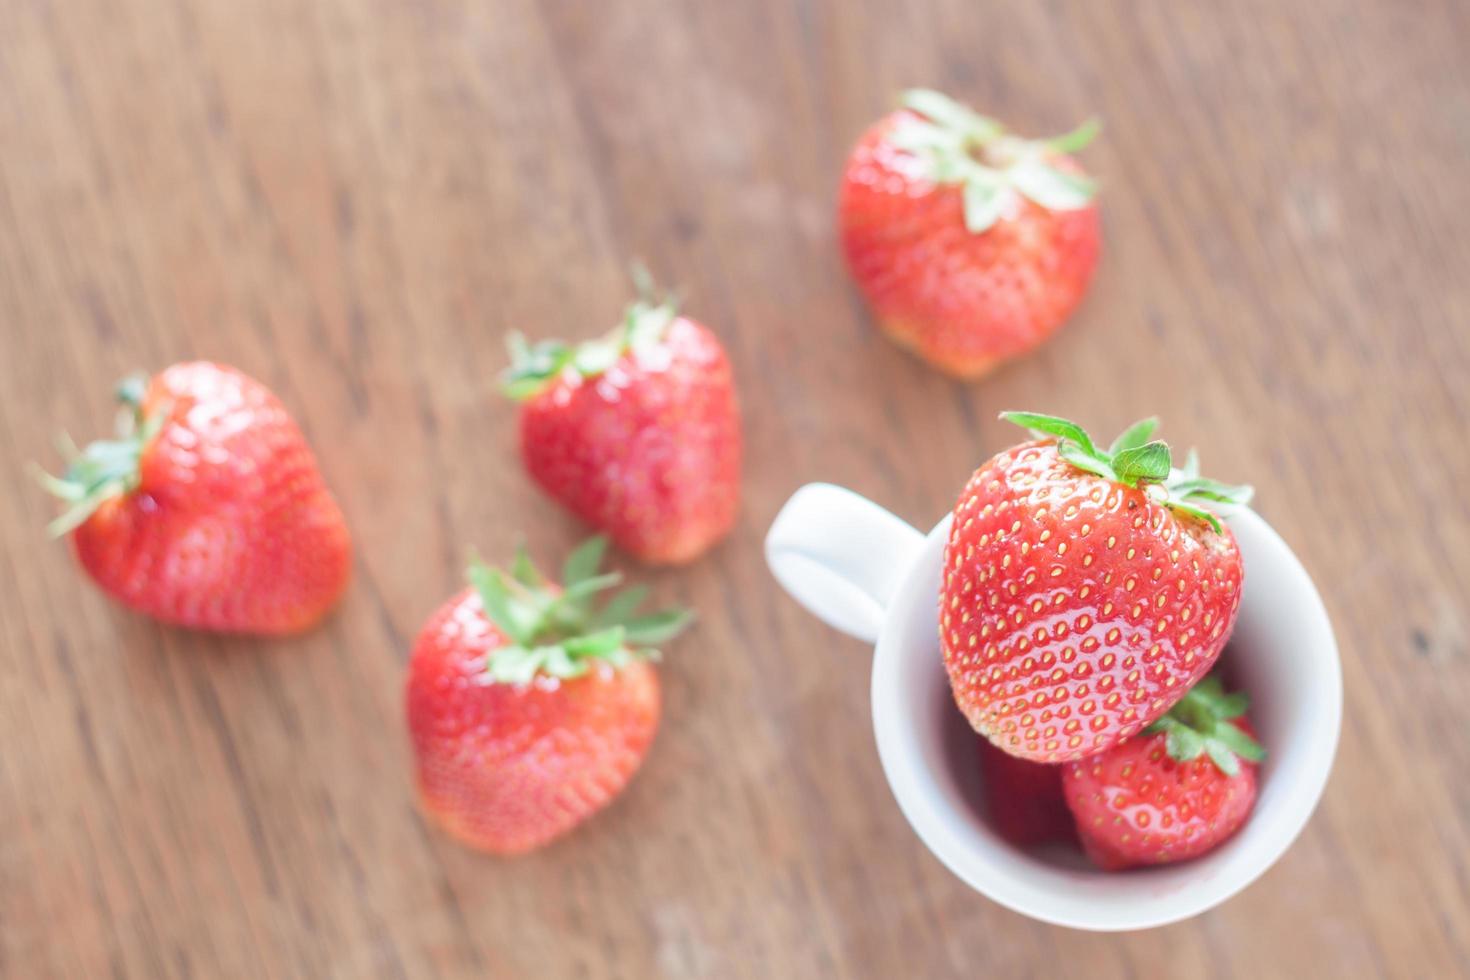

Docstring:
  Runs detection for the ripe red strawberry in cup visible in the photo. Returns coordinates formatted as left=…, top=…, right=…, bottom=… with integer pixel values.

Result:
left=940, top=413, right=1252, bottom=763
left=1064, top=676, right=1264, bottom=869
left=976, top=739, right=1075, bottom=847
left=406, top=537, right=690, bottom=854
left=34, top=362, right=352, bottom=635
left=502, top=273, right=742, bottom=565
left=839, top=90, right=1101, bottom=377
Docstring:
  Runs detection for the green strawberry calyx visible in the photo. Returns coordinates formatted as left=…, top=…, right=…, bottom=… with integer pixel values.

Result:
left=32, top=374, right=167, bottom=538
left=470, top=535, right=692, bottom=685
left=500, top=266, right=679, bottom=402
left=1000, top=411, right=1254, bottom=533
left=1145, top=676, right=1265, bottom=777
left=888, top=88, right=1100, bottom=234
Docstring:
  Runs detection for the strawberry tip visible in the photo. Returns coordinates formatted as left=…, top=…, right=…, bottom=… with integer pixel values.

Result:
left=470, top=537, right=691, bottom=685
left=33, top=372, right=164, bottom=537
left=1144, top=675, right=1265, bottom=777
left=998, top=411, right=1253, bottom=533
left=499, top=270, right=682, bottom=402
left=889, top=89, right=1099, bottom=226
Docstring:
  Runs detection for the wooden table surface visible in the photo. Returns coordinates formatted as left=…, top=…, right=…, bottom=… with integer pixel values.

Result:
left=4, top=1, right=1468, bottom=976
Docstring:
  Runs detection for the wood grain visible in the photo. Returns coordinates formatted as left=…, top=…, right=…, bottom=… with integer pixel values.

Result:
left=2, top=0, right=1467, bottom=976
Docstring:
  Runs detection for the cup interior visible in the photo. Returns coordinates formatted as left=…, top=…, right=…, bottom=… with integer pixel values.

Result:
left=870, top=509, right=1341, bottom=931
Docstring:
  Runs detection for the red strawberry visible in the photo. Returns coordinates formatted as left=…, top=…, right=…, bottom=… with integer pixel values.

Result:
left=839, top=89, right=1101, bottom=377
left=976, top=738, right=1075, bottom=847
left=502, top=274, right=742, bottom=565
left=35, top=362, right=351, bottom=635
left=1063, top=676, right=1264, bottom=869
left=941, top=412, right=1252, bottom=763
left=405, top=537, right=690, bottom=854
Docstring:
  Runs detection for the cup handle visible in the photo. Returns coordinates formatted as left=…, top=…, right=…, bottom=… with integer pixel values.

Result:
left=764, top=483, right=928, bottom=644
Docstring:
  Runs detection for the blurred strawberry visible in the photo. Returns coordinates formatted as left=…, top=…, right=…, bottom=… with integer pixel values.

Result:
left=977, top=738, right=1075, bottom=847
left=840, top=89, right=1101, bottom=377
left=502, top=272, right=741, bottom=565
left=35, top=362, right=351, bottom=634
left=406, top=537, right=691, bottom=854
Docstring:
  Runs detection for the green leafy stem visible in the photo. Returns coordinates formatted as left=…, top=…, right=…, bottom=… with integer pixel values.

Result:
left=889, top=88, right=1100, bottom=233
left=32, top=374, right=167, bottom=537
left=1145, top=675, right=1265, bottom=777
left=500, top=264, right=679, bottom=402
left=470, top=535, right=692, bottom=685
left=1000, top=411, right=1253, bottom=533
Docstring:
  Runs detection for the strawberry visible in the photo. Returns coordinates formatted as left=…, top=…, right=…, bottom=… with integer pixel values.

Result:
left=405, top=537, right=690, bottom=854
left=976, top=738, right=1075, bottom=847
left=34, top=362, right=351, bottom=635
left=940, top=412, right=1252, bottom=763
left=1063, top=676, right=1264, bottom=869
left=502, top=273, right=742, bottom=565
left=839, top=89, right=1101, bottom=378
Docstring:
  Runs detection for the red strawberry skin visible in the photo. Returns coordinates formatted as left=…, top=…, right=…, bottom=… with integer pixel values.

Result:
left=976, top=738, right=1075, bottom=847
left=517, top=317, right=741, bottom=564
left=406, top=588, right=660, bottom=855
left=839, top=111, right=1100, bottom=377
left=941, top=440, right=1243, bottom=763
left=71, top=362, right=351, bottom=635
left=1063, top=724, right=1259, bottom=869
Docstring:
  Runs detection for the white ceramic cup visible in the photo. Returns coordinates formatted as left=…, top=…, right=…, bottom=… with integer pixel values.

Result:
left=765, top=483, right=1341, bottom=931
